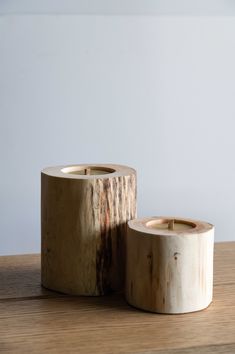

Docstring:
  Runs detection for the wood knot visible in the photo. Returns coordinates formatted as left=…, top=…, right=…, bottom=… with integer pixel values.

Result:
left=147, top=253, right=153, bottom=278
left=174, top=252, right=180, bottom=260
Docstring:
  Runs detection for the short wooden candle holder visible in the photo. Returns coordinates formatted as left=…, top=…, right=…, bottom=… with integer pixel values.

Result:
left=41, top=164, right=136, bottom=296
left=126, top=217, right=214, bottom=314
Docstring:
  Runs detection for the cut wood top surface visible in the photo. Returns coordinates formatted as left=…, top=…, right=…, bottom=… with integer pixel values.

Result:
left=0, top=242, right=235, bottom=354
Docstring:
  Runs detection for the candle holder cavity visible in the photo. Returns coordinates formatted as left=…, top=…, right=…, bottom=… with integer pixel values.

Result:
left=125, top=216, right=214, bottom=314
left=41, top=164, right=137, bottom=296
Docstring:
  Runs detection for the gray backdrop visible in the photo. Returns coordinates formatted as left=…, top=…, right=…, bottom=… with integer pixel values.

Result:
left=1, top=1, right=235, bottom=254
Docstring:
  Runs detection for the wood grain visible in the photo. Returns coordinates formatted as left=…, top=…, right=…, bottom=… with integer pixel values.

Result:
left=41, top=164, right=137, bottom=296
left=0, top=254, right=54, bottom=300
left=0, top=242, right=232, bottom=300
left=126, top=217, right=214, bottom=314
left=0, top=242, right=234, bottom=354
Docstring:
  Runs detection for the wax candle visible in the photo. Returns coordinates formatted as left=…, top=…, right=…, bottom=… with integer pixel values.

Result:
left=41, top=164, right=137, bottom=296
left=126, top=216, right=214, bottom=314
left=146, top=218, right=194, bottom=231
left=61, top=166, right=115, bottom=175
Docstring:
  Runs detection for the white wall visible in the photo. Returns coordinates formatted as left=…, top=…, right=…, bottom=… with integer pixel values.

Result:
left=1, top=13, right=235, bottom=255
left=1, top=0, right=235, bottom=15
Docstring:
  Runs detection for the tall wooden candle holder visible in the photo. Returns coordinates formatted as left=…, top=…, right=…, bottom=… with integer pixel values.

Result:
left=41, top=164, right=136, bottom=296
left=126, top=217, right=214, bottom=314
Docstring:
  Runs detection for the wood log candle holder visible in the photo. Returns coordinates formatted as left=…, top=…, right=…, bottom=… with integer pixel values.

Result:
left=126, top=217, right=214, bottom=314
left=41, top=164, right=137, bottom=296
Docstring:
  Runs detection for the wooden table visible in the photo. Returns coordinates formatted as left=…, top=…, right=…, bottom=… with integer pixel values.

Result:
left=0, top=242, right=235, bottom=353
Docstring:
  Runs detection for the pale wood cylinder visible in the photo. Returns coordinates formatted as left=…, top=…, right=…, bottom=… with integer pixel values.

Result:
left=41, top=164, right=137, bottom=296
left=126, top=217, right=214, bottom=314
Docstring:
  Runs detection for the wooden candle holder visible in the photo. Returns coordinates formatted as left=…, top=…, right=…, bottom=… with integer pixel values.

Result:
left=126, top=217, right=214, bottom=314
left=41, top=164, right=136, bottom=296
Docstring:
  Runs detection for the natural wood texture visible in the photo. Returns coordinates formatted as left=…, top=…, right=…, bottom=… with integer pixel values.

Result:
left=0, top=242, right=234, bottom=353
left=0, top=254, right=53, bottom=300
left=126, top=217, right=214, bottom=314
left=41, top=164, right=136, bottom=296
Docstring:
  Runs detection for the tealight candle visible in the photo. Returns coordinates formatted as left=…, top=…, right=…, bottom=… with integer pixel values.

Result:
left=146, top=218, right=194, bottom=231
left=126, top=216, right=214, bottom=314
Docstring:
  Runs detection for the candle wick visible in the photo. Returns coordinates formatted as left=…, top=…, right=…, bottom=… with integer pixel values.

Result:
left=84, top=168, right=91, bottom=175
left=168, top=219, right=174, bottom=230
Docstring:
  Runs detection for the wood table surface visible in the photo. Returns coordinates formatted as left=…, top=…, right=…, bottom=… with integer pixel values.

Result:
left=0, top=242, right=234, bottom=353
